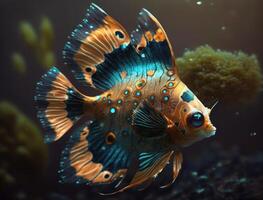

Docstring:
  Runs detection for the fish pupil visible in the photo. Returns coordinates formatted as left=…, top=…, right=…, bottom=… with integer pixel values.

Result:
left=187, top=112, right=204, bottom=128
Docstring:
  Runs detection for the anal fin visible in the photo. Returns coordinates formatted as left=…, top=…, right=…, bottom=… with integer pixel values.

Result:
left=116, top=151, right=174, bottom=192
left=160, top=151, right=183, bottom=188
left=59, top=120, right=132, bottom=185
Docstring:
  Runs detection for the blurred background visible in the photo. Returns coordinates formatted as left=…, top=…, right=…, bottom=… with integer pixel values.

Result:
left=0, top=0, right=263, bottom=199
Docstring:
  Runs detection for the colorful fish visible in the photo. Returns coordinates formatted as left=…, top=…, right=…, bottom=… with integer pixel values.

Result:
left=35, top=3, right=216, bottom=193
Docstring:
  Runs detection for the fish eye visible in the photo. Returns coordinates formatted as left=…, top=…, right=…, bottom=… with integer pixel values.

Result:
left=187, top=112, right=204, bottom=128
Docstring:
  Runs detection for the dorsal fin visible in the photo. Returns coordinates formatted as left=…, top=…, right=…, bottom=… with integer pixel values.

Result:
left=63, top=3, right=130, bottom=90
left=63, top=5, right=178, bottom=92
left=90, top=9, right=179, bottom=91
left=131, top=8, right=177, bottom=74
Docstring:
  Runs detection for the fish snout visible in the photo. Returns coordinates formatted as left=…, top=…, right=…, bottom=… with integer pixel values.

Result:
left=205, top=124, right=216, bottom=137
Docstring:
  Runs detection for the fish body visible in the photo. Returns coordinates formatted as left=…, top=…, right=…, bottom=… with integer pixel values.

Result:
left=35, top=3, right=216, bottom=193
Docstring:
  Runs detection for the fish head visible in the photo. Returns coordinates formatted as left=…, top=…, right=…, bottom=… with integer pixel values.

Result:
left=168, top=83, right=216, bottom=147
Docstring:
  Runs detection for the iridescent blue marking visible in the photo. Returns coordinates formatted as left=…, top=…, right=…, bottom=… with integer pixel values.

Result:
left=110, top=107, right=116, bottom=114
left=117, top=99, right=122, bottom=104
left=163, top=96, right=169, bottom=102
left=92, top=40, right=172, bottom=91
left=121, top=43, right=128, bottom=49
left=181, top=90, right=194, bottom=102
left=68, top=88, right=74, bottom=94
left=83, top=19, right=88, bottom=23
left=135, top=90, right=142, bottom=97
left=107, top=99, right=112, bottom=104
left=162, top=89, right=168, bottom=94
left=168, top=82, right=174, bottom=87
left=95, top=96, right=101, bottom=101
left=149, top=95, right=155, bottom=101
left=124, top=89, right=129, bottom=95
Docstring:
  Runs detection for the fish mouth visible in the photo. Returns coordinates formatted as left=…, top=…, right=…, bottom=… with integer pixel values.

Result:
left=208, top=130, right=216, bottom=137
left=206, top=126, right=216, bottom=137
left=201, top=126, right=216, bottom=138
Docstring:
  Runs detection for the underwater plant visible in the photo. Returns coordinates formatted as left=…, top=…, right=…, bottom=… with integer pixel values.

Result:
left=12, top=16, right=56, bottom=72
left=11, top=52, right=27, bottom=75
left=0, top=101, right=48, bottom=193
left=176, top=45, right=263, bottom=105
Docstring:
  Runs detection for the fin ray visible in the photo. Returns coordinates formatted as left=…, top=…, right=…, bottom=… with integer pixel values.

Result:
left=132, top=101, right=168, bottom=137
left=35, top=67, right=88, bottom=143
left=63, top=3, right=130, bottom=90
left=59, top=121, right=132, bottom=185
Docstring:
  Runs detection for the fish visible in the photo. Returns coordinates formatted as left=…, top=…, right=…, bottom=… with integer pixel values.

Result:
left=34, top=3, right=216, bottom=194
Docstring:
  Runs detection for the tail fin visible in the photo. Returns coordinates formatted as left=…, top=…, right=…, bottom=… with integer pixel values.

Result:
left=35, top=67, right=88, bottom=143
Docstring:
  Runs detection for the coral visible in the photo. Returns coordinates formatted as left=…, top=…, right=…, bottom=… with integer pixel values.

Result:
left=176, top=45, right=263, bottom=105
left=19, top=21, right=38, bottom=48
left=11, top=53, right=27, bottom=74
left=0, top=101, right=48, bottom=194
left=12, top=16, right=56, bottom=71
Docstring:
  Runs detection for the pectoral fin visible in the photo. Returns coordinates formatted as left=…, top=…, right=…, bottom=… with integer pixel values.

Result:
left=132, top=101, right=167, bottom=137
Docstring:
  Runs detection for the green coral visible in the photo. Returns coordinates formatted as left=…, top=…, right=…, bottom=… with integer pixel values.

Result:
left=39, top=16, right=55, bottom=51
left=13, top=16, right=56, bottom=71
left=0, top=101, right=48, bottom=191
left=11, top=53, right=27, bottom=74
left=19, top=21, right=38, bottom=48
left=176, top=45, right=263, bottom=104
